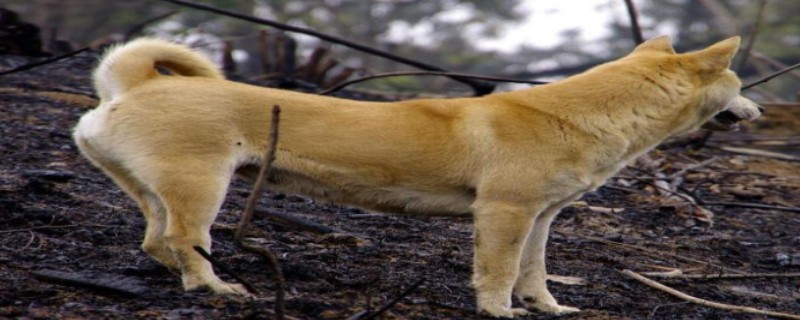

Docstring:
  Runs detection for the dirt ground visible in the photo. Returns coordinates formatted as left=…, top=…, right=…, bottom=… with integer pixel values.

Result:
left=1, top=51, right=798, bottom=320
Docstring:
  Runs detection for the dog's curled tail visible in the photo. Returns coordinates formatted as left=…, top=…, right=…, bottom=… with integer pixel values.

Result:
left=93, top=38, right=223, bottom=101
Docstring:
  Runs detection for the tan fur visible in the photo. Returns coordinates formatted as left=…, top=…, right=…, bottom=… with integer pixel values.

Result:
left=73, top=36, right=760, bottom=317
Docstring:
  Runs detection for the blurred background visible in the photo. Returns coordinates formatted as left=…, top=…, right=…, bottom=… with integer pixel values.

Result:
left=2, top=0, right=798, bottom=99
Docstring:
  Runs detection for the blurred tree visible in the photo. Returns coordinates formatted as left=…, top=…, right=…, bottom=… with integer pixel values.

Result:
left=620, top=0, right=800, bottom=99
left=1, top=0, right=796, bottom=98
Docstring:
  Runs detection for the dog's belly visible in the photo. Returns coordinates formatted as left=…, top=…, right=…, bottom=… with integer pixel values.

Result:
left=236, top=165, right=475, bottom=216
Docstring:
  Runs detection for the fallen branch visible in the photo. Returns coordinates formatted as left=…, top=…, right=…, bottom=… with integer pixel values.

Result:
left=667, top=157, right=718, bottom=180
left=702, top=201, right=800, bottom=213
left=716, top=146, right=799, bottom=161
left=559, top=231, right=748, bottom=275
left=643, top=270, right=800, bottom=280
left=32, top=269, right=149, bottom=297
left=253, top=209, right=339, bottom=234
left=192, top=246, right=259, bottom=294
left=0, top=46, right=89, bottom=77
left=621, top=269, right=800, bottom=319
left=353, top=278, right=426, bottom=320
left=0, top=224, right=115, bottom=234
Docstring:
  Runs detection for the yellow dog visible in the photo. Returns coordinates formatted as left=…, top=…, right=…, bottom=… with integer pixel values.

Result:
left=74, top=36, right=760, bottom=317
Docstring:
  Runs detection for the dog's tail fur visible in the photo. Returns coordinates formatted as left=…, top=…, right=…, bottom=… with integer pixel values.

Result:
left=93, top=38, right=223, bottom=101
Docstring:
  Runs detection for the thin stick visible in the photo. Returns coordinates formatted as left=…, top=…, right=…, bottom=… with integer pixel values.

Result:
left=157, top=0, right=495, bottom=95
left=644, top=271, right=800, bottom=280
left=357, top=278, right=426, bottom=320
left=192, top=246, right=259, bottom=294
left=622, top=269, right=800, bottom=319
left=623, top=0, right=644, bottom=45
left=702, top=201, right=800, bottom=213
left=559, top=231, right=748, bottom=275
left=253, top=209, right=338, bottom=234
left=236, top=105, right=282, bottom=242
left=124, top=10, right=179, bottom=40
left=736, top=0, right=768, bottom=72
left=235, top=105, right=285, bottom=320
left=0, top=46, right=89, bottom=77
left=667, top=157, right=718, bottom=180
left=0, top=224, right=115, bottom=234
left=320, top=71, right=548, bottom=95
left=751, top=51, right=800, bottom=81
left=742, top=61, right=800, bottom=90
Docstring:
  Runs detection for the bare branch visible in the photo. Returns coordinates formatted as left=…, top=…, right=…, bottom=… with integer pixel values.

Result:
left=157, top=0, right=495, bottom=95
left=0, top=47, right=89, bottom=77
left=622, top=269, right=800, bottom=319
left=623, top=0, right=644, bottom=45
left=320, top=71, right=548, bottom=96
left=742, top=61, right=800, bottom=90
left=736, top=0, right=768, bottom=72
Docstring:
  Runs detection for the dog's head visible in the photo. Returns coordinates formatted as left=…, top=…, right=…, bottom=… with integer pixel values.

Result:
left=630, top=36, right=762, bottom=133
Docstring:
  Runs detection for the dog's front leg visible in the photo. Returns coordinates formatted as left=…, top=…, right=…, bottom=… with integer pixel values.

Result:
left=514, top=195, right=581, bottom=315
left=471, top=199, right=537, bottom=318
left=155, top=167, right=249, bottom=296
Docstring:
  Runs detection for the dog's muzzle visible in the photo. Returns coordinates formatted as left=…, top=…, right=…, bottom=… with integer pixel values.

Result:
left=702, top=96, right=763, bottom=131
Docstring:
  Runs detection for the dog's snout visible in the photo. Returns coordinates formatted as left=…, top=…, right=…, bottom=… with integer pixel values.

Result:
left=757, top=105, right=765, bottom=114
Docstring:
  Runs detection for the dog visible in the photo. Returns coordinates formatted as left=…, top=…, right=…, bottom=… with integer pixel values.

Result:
left=73, top=35, right=761, bottom=317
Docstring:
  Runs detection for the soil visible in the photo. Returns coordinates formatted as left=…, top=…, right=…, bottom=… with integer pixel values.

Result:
left=0, top=52, right=798, bottom=320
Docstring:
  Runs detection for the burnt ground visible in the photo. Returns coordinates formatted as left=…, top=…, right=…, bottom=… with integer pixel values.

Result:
left=0, top=52, right=798, bottom=320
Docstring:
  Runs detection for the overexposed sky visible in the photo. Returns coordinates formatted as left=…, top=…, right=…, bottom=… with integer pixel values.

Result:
left=478, top=0, right=620, bottom=52
left=384, top=0, right=663, bottom=54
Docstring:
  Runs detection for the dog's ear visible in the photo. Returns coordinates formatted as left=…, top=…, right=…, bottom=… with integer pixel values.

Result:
left=689, top=36, right=741, bottom=72
left=632, top=36, right=676, bottom=54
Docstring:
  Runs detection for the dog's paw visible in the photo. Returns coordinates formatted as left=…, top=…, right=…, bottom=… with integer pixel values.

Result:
left=210, top=282, right=250, bottom=296
left=479, top=306, right=530, bottom=318
left=185, top=277, right=250, bottom=296
left=521, top=298, right=580, bottom=315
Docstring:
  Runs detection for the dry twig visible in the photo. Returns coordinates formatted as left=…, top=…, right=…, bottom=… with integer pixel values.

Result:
left=742, top=61, right=800, bottom=90
left=353, top=278, right=426, bottom=320
left=235, top=105, right=286, bottom=320
left=0, top=224, right=115, bottom=234
left=559, top=231, right=748, bottom=275
left=622, top=269, right=800, bottom=319
left=702, top=201, right=800, bottom=213
left=643, top=270, right=800, bottom=280
left=253, top=209, right=338, bottom=234
left=192, top=246, right=259, bottom=294
left=0, top=47, right=89, bottom=77
left=235, top=105, right=282, bottom=242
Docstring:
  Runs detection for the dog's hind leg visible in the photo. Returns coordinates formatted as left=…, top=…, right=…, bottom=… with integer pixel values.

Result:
left=514, top=194, right=582, bottom=315
left=148, top=159, right=247, bottom=295
left=74, top=138, right=179, bottom=271
left=471, top=199, right=537, bottom=318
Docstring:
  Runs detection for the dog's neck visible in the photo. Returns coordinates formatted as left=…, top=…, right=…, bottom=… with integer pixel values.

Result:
left=499, top=72, right=705, bottom=160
